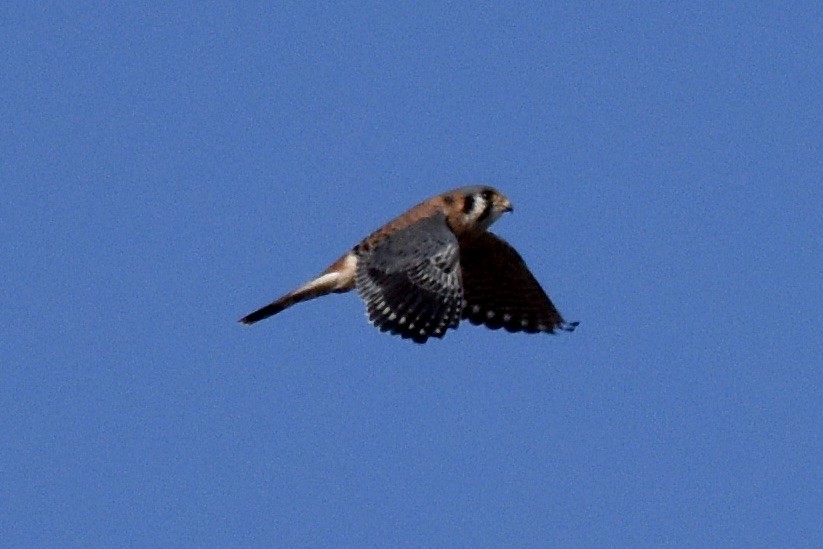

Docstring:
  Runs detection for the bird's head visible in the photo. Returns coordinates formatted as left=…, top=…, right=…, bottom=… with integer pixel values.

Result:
left=442, top=185, right=513, bottom=235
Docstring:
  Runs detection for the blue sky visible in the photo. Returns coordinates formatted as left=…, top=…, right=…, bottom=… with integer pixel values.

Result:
left=3, top=2, right=821, bottom=546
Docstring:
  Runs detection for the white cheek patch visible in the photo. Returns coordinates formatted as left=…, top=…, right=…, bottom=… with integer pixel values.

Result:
left=469, top=196, right=486, bottom=220
left=464, top=195, right=506, bottom=230
left=464, top=197, right=487, bottom=224
left=472, top=197, right=488, bottom=217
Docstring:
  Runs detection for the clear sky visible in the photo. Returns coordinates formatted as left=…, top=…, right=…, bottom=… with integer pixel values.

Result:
left=3, top=2, right=821, bottom=547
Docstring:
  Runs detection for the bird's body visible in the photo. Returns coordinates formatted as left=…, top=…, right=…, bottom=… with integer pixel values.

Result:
left=240, top=185, right=577, bottom=343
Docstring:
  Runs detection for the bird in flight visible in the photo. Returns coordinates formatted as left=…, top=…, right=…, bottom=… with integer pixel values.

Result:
left=239, top=185, right=578, bottom=343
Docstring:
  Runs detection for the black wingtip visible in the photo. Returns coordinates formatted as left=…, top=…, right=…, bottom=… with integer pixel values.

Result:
left=562, top=321, right=580, bottom=332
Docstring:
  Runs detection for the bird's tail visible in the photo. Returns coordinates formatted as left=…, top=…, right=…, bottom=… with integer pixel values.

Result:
left=239, top=254, right=356, bottom=325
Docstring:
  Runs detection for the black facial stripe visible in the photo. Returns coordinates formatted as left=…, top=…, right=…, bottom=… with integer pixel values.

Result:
left=462, top=194, right=475, bottom=214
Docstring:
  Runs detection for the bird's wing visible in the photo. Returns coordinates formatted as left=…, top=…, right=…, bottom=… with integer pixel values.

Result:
left=459, top=232, right=577, bottom=334
left=355, top=213, right=463, bottom=343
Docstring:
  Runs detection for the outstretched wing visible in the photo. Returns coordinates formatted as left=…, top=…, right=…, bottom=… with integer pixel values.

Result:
left=459, top=232, right=577, bottom=334
left=355, top=213, right=463, bottom=343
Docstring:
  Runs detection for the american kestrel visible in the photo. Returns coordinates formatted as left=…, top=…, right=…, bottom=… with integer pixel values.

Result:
left=240, top=185, right=578, bottom=343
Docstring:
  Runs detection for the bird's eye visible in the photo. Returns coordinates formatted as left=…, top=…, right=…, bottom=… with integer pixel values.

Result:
left=481, top=189, right=494, bottom=201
